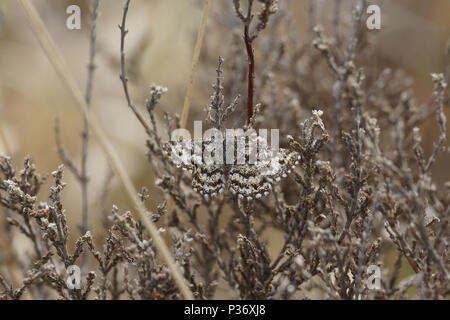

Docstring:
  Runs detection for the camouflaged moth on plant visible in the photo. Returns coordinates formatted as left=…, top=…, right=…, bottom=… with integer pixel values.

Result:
left=162, top=57, right=301, bottom=201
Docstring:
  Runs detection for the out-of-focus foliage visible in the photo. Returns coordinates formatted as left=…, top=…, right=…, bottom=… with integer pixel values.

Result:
left=0, top=0, right=449, bottom=299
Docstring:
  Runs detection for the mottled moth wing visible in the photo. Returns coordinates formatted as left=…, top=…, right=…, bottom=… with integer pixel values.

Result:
left=261, top=148, right=301, bottom=181
left=163, top=134, right=300, bottom=201
left=227, top=135, right=301, bottom=200
left=162, top=138, right=194, bottom=171
left=191, top=163, right=224, bottom=199
left=163, top=137, right=225, bottom=200
left=227, top=164, right=272, bottom=200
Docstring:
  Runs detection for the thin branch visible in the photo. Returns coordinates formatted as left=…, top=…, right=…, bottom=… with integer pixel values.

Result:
left=235, top=0, right=256, bottom=125
left=54, top=117, right=81, bottom=180
left=19, top=0, right=193, bottom=300
left=244, top=21, right=255, bottom=125
left=0, top=273, right=13, bottom=298
left=118, top=1, right=152, bottom=137
left=166, top=0, right=211, bottom=229
left=80, top=0, right=100, bottom=274
left=180, top=0, right=212, bottom=129
left=424, top=73, right=447, bottom=173
left=234, top=0, right=278, bottom=125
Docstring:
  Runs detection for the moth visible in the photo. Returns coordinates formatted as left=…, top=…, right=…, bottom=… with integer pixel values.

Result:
left=163, top=133, right=300, bottom=201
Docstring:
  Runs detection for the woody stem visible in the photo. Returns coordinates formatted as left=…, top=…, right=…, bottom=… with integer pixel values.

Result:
left=244, top=24, right=254, bottom=125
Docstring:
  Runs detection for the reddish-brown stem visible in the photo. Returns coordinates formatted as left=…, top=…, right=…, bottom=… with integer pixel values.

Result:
left=244, top=24, right=254, bottom=125
left=406, top=256, right=421, bottom=274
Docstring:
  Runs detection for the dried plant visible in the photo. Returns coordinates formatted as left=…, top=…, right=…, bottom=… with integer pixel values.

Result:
left=0, top=0, right=448, bottom=300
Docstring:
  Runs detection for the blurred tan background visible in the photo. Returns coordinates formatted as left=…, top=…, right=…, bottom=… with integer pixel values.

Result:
left=0, top=0, right=449, bottom=248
